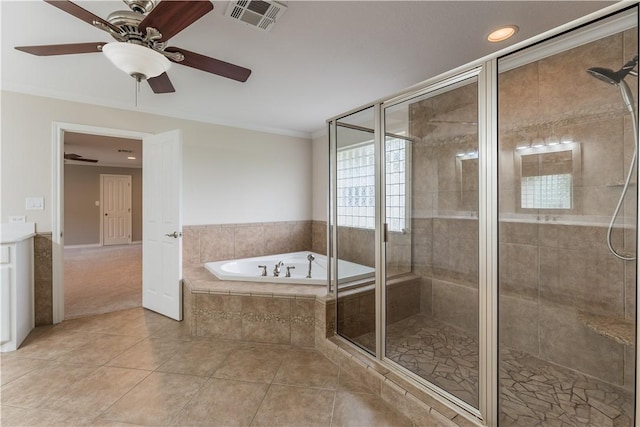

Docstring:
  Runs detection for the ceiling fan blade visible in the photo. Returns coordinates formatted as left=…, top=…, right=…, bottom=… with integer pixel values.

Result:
left=44, top=0, right=120, bottom=33
left=148, top=72, right=175, bottom=94
left=64, top=153, right=98, bottom=163
left=139, top=1, right=213, bottom=42
left=167, top=47, right=252, bottom=82
left=15, top=42, right=105, bottom=56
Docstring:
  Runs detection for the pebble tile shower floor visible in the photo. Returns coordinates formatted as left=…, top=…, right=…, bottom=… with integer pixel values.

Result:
left=356, top=314, right=633, bottom=427
left=0, top=308, right=415, bottom=427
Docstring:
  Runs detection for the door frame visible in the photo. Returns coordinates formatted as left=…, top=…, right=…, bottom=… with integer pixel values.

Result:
left=100, top=174, right=133, bottom=246
left=52, top=122, right=150, bottom=324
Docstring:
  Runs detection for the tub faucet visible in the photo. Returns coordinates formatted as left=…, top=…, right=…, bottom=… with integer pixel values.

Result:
left=258, top=265, right=267, bottom=276
left=273, top=261, right=284, bottom=277
left=286, top=266, right=295, bottom=277
left=306, top=254, right=315, bottom=278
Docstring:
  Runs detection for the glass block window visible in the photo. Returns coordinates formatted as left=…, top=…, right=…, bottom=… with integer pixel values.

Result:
left=521, top=173, right=572, bottom=209
left=337, top=139, right=407, bottom=231
left=337, top=143, right=376, bottom=229
left=385, top=138, right=407, bottom=232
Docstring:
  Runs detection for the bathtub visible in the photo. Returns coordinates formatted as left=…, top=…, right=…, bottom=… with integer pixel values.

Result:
left=204, top=251, right=374, bottom=286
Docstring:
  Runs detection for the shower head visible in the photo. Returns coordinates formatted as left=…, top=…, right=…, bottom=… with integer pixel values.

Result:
left=587, top=55, right=639, bottom=85
left=587, top=67, right=622, bottom=85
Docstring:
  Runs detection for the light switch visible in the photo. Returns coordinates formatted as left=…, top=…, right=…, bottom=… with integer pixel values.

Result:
left=95, top=201, right=100, bottom=207
left=26, top=197, right=44, bottom=210
left=9, top=216, right=26, bottom=223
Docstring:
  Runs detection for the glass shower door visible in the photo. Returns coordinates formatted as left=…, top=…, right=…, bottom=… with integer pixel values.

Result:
left=383, top=75, right=480, bottom=410
left=334, top=106, right=377, bottom=354
left=497, top=12, right=638, bottom=426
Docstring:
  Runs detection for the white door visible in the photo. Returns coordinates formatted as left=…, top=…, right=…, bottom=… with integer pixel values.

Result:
left=101, top=174, right=132, bottom=246
left=143, top=130, right=182, bottom=320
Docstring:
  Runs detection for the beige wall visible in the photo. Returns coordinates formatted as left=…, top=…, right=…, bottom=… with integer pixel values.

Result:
left=64, top=165, right=142, bottom=246
left=312, top=132, right=328, bottom=222
left=1, top=91, right=312, bottom=233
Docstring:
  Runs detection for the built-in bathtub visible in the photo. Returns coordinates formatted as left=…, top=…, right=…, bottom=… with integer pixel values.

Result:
left=205, top=251, right=374, bottom=286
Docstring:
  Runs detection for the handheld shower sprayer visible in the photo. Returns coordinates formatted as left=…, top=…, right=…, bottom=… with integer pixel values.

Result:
left=587, top=55, right=638, bottom=261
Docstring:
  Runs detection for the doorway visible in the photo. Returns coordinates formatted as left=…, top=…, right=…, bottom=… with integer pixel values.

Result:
left=61, top=128, right=144, bottom=320
left=53, top=125, right=144, bottom=323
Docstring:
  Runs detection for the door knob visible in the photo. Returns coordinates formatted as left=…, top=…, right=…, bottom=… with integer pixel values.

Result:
left=104, top=213, right=108, bottom=216
left=165, top=231, right=183, bottom=238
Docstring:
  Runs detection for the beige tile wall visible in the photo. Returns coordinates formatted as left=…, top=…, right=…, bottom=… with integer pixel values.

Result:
left=337, top=276, right=421, bottom=344
left=34, top=233, right=53, bottom=326
left=495, top=29, right=637, bottom=390
left=183, top=220, right=313, bottom=266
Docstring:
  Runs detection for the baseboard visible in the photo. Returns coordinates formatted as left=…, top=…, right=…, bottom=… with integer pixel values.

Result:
left=65, top=241, right=142, bottom=249
left=64, top=243, right=101, bottom=249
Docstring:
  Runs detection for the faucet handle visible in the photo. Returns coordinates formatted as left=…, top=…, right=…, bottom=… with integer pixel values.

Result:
left=286, top=266, right=295, bottom=277
left=258, top=265, right=267, bottom=276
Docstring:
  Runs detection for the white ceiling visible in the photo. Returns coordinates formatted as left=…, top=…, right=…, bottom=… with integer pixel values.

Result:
left=64, top=131, right=142, bottom=167
left=1, top=1, right=614, bottom=137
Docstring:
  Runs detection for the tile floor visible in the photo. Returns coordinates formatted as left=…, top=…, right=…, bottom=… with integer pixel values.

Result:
left=355, top=314, right=634, bottom=427
left=1, top=308, right=415, bottom=427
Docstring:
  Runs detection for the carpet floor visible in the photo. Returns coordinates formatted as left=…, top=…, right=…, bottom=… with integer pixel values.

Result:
left=64, top=245, right=142, bottom=320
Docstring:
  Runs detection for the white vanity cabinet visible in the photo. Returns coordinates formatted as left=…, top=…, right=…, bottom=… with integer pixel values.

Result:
left=1, top=223, right=35, bottom=352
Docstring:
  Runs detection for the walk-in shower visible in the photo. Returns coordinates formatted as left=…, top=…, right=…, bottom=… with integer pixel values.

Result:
left=328, top=6, right=638, bottom=427
left=588, top=55, right=639, bottom=261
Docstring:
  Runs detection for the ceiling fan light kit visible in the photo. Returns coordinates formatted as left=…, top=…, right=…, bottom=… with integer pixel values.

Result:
left=102, top=42, right=170, bottom=81
left=15, top=0, right=253, bottom=94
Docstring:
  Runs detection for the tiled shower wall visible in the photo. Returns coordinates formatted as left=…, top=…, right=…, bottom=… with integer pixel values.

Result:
left=497, top=29, right=637, bottom=390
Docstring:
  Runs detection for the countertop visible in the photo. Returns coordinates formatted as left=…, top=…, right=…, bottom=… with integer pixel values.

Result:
left=1, top=223, right=36, bottom=244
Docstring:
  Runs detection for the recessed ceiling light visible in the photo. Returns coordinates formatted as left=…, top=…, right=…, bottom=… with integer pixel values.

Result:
left=127, top=156, right=136, bottom=160
left=487, top=25, right=519, bottom=43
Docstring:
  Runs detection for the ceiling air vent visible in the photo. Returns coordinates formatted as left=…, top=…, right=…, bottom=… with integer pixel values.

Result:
left=225, top=0, right=288, bottom=32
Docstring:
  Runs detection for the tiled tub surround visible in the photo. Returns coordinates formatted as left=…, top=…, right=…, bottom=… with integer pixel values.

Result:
left=182, top=265, right=325, bottom=347
left=182, top=221, right=314, bottom=266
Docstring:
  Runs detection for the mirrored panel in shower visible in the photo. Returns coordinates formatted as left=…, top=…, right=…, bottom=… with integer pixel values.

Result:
left=498, top=11, right=637, bottom=426
left=383, top=77, right=479, bottom=408
left=335, top=106, right=377, bottom=354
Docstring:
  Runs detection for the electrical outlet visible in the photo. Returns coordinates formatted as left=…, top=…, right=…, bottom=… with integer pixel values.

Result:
left=9, top=216, right=26, bottom=223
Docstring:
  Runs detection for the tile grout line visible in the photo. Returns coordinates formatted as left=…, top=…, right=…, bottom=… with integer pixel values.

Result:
left=247, top=346, right=291, bottom=426
left=328, top=367, right=341, bottom=427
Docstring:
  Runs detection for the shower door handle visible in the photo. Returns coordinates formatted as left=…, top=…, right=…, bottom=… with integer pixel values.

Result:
left=165, top=231, right=183, bottom=238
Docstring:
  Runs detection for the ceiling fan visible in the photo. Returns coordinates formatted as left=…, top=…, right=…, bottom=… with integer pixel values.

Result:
left=64, top=153, right=98, bottom=163
left=15, top=0, right=252, bottom=93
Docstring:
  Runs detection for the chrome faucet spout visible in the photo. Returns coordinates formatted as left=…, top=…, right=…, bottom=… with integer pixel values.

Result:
left=273, top=261, right=284, bottom=277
